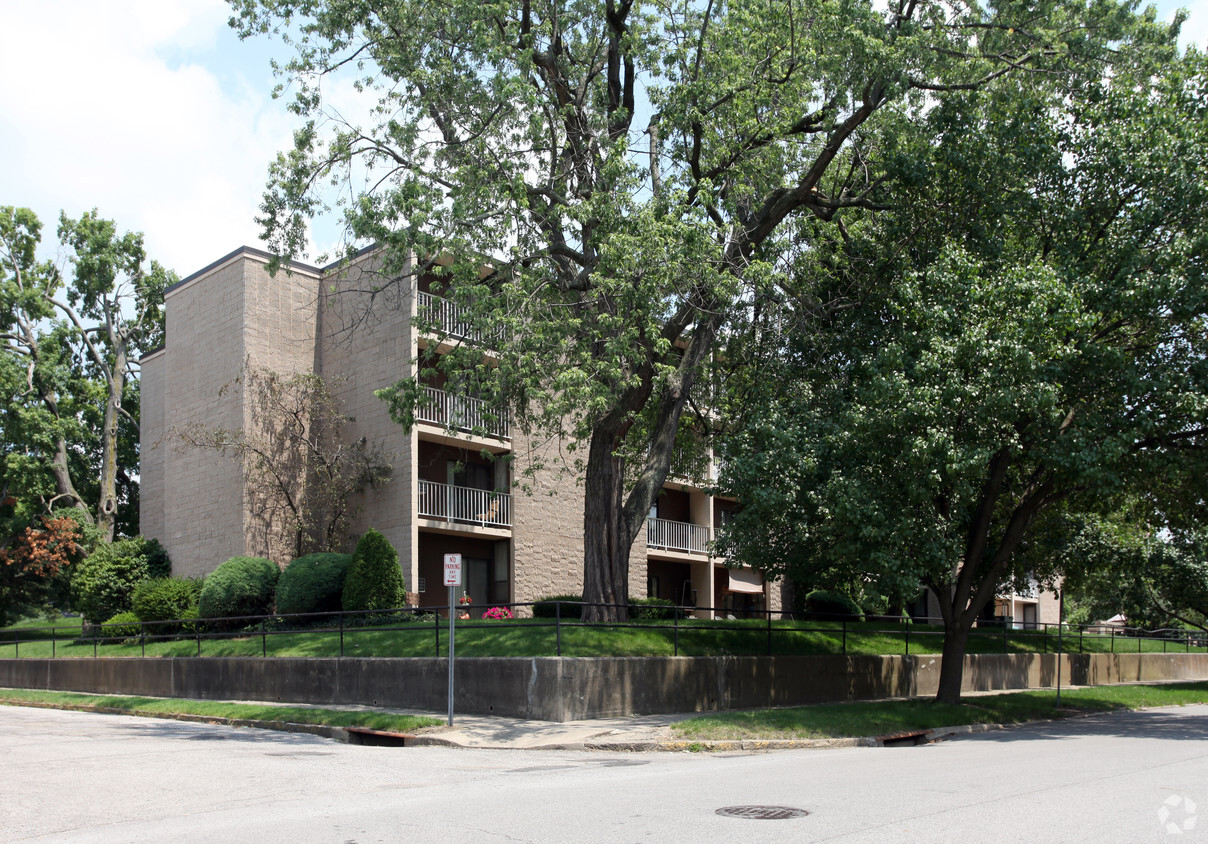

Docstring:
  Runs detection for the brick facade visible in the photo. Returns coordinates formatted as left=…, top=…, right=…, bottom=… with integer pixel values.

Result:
left=141, top=246, right=779, bottom=617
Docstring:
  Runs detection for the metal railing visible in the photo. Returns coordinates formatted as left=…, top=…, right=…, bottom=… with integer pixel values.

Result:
left=416, top=386, right=510, bottom=440
left=1, top=608, right=1207, bottom=661
left=416, top=291, right=478, bottom=342
left=417, top=479, right=512, bottom=527
left=646, top=517, right=711, bottom=554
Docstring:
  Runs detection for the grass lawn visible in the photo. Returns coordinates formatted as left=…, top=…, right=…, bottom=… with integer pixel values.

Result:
left=0, top=687, right=443, bottom=732
left=0, top=615, right=1202, bottom=660
left=671, top=681, right=1208, bottom=740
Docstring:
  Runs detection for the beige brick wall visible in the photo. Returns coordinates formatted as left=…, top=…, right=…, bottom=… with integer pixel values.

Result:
left=317, top=253, right=416, bottom=586
left=145, top=252, right=321, bottom=576
left=138, top=348, right=166, bottom=545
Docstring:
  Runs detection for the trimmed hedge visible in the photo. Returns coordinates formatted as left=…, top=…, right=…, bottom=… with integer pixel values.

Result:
left=100, top=611, right=143, bottom=640
left=70, top=537, right=162, bottom=625
left=532, top=594, right=584, bottom=618
left=629, top=596, right=676, bottom=620
left=132, top=577, right=203, bottom=633
left=198, top=556, right=279, bottom=622
left=803, top=589, right=864, bottom=621
left=341, top=530, right=405, bottom=612
left=276, top=553, right=353, bottom=617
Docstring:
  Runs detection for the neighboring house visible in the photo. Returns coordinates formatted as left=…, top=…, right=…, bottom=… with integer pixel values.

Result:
left=140, top=246, right=784, bottom=617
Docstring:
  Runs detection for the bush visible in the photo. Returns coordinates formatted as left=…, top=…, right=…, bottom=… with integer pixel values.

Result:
left=132, top=577, right=203, bottom=634
left=532, top=594, right=583, bottom=618
left=341, top=529, right=405, bottom=613
left=99, top=611, right=143, bottom=641
left=803, top=589, right=864, bottom=621
left=629, top=596, right=676, bottom=620
left=144, top=538, right=172, bottom=578
left=276, top=553, right=353, bottom=617
left=70, top=537, right=162, bottom=625
left=198, top=556, right=279, bottom=623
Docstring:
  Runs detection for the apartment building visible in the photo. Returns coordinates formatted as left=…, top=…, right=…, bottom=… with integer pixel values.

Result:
left=140, top=246, right=784, bottom=617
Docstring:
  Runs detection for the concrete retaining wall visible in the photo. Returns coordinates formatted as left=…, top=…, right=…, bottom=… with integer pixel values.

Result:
left=2, top=653, right=1206, bottom=721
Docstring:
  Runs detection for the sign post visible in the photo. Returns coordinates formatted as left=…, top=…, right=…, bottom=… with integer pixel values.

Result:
left=443, top=553, right=462, bottom=726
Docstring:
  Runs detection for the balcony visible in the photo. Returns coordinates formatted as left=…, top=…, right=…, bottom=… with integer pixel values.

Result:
left=417, top=291, right=479, bottom=343
left=418, top=479, right=512, bottom=528
left=647, top=517, right=711, bottom=555
left=416, top=386, right=510, bottom=440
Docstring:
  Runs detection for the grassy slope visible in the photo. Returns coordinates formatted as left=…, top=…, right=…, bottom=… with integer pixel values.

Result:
left=671, top=682, right=1208, bottom=740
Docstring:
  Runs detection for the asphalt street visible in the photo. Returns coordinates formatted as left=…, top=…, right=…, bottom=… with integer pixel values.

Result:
left=2, top=704, right=1207, bottom=843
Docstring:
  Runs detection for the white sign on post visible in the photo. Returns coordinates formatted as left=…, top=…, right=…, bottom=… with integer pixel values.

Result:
left=443, top=553, right=463, bottom=726
left=443, top=553, right=463, bottom=586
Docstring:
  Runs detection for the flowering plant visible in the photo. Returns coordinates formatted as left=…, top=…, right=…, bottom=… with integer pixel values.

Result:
left=481, top=606, right=513, bottom=620
left=458, top=594, right=473, bottom=605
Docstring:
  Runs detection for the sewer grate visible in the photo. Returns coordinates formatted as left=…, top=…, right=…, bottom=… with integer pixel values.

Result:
left=716, top=805, right=810, bottom=820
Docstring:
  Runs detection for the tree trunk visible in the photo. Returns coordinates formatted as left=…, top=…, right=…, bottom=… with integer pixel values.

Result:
left=96, top=349, right=124, bottom=542
left=935, top=618, right=973, bottom=704
left=49, top=435, right=92, bottom=521
left=581, top=429, right=635, bottom=623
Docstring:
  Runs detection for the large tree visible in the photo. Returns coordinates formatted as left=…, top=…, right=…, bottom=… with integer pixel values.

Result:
left=231, top=0, right=1155, bottom=621
left=0, top=207, right=170, bottom=541
left=718, top=42, right=1208, bottom=703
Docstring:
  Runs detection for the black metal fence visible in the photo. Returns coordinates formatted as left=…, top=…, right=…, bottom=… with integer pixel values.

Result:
left=0, top=603, right=1204, bottom=659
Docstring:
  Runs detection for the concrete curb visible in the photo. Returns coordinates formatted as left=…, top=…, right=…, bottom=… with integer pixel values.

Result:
left=0, top=695, right=1120, bottom=752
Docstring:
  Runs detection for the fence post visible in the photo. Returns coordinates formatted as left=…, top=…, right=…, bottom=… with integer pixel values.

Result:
left=13, top=638, right=17, bottom=659
left=905, top=623, right=910, bottom=656
left=51, top=626, right=55, bottom=659
left=674, top=607, right=680, bottom=657
left=434, top=609, right=440, bottom=658
left=339, top=613, right=345, bottom=658
left=842, top=620, right=847, bottom=656
left=141, top=623, right=146, bottom=658
left=196, top=628, right=201, bottom=657
left=1003, top=621, right=1008, bottom=654
left=556, top=602, right=562, bottom=658
left=261, top=619, right=267, bottom=658
left=1079, top=625, right=1083, bottom=654
left=94, top=632, right=98, bottom=659
left=1111, top=627, right=1115, bottom=653
left=767, top=609, right=772, bottom=656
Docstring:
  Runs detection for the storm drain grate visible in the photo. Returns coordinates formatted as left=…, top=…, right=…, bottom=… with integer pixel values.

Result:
left=716, top=805, right=810, bottom=820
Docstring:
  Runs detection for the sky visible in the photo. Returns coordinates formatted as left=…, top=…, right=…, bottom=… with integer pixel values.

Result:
left=1, top=0, right=1206, bottom=281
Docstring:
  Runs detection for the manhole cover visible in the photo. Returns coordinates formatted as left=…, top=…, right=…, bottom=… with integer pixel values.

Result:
left=716, top=805, right=810, bottom=820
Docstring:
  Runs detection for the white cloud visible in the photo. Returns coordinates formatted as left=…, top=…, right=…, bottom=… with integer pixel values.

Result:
left=0, top=0, right=316, bottom=277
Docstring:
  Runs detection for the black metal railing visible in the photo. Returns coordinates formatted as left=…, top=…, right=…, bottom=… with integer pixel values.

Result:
left=0, top=606, right=1204, bottom=660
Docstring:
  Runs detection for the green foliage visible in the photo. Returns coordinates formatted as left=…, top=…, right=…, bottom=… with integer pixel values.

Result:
left=276, top=552, right=353, bottom=617
left=532, top=595, right=584, bottom=618
left=1, top=206, right=174, bottom=541
left=131, top=577, right=203, bottom=633
left=718, top=44, right=1208, bottom=674
left=340, top=530, right=404, bottom=613
left=802, top=591, right=864, bottom=622
left=99, top=611, right=142, bottom=640
left=197, top=556, right=280, bottom=622
left=628, top=597, right=676, bottom=620
left=70, top=537, right=162, bottom=624
left=143, top=539, right=171, bottom=579
left=229, top=0, right=1157, bottom=622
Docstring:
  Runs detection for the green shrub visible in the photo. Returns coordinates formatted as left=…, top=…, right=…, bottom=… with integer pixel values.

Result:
left=341, top=530, right=404, bottom=613
left=629, top=596, right=676, bottom=620
left=803, top=589, right=864, bottom=621
left=99, top=611, right=143, bottom=640
left=144, top=538, right=172, bottom=578
left=197, top=556, right=279, bottom=622
left=276, top=553, right=353, bottom=617
left=70, top=537, right=162, bottom=624
left=132, top=577, right=203, bottom=634
left=532, top=594, right=583, bottom=618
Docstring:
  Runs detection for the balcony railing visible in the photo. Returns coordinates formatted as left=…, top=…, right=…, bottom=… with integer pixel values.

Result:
left=647, top=517, right=711, bottom=555
left=416, top=386, right=510, bottom=440
left=417, top=291, right=479, bottom=342
left=418, top=480, right=512, bottom=528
